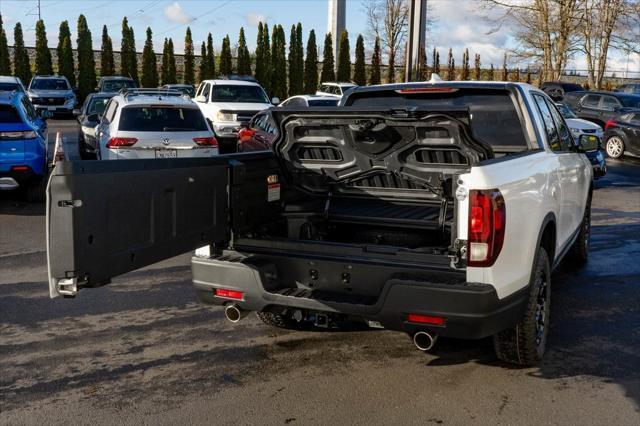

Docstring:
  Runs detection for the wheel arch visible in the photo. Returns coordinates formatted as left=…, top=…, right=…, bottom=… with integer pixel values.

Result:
left=536, top=213, right=557, bottom=268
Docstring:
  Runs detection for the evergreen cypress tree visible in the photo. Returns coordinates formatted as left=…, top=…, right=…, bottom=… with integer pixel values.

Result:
left=488, top=63, right=495, bottom=81
left=501, top=53, right=508, bottom=81
left=161, top=38, right=169, bottom=84
left=254, top=23, right=265, bottom=85
left=293, top=23, right=304, bottom=94
left=76, top=15, right=96, bottom=101
left=353, top=34, right=366, bottom=86
left=100, top=25, right=115, bottom=76
left=237, top=28, right=251, bottom=76
left=127, top=25, right=138, bottom=83
left=219, top=35, right=233, bottom=76
left=141, top=27, right=158, bottom=87
left=198, top=42, right=207, bottom=83
left=446, top=48, right=455, bottom=80
left=167, top=38, right=177, bottom=83
left=57, top=21, right=75, bottom=86
left=303, top=29, right=318, bottom=93
left=261, top=24, right=272, bottom=94
left=474, top=53, right=481, bottom=80
left=270, top=25, right=287, bottom=100
left=320, top=33, right=335, bottom=82
left=206, top=33, right=216, bottom=78
left=0, top=14, right=10, bottom=75
left=369, top=36, right=381, bottom=85
left=461, top=48, right=470, bottom=80
left=287, top=25, right=299, bottom=96
left=183, top=27, right=195, bottom=84
left=336, top=30, right=350, bottom=82
left=35, top=20, right=53, bottom=75
left=120, top=18, right=132, bottom=78
left=13, top=23, right=31, bottom=85
left=418, top=46, right=428, bottom=80
left=433, top=48, right=440, bottom=76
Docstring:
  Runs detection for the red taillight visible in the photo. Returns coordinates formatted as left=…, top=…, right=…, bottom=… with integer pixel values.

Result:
left=214, top=288, right=244, bottom=300
left=467, top=189, right=506, bottom=267
left=11, top=165, right=30, bottom=171
left=193, top=136, right=218, bottom=147
left=106, top=137, right=138, bottom=148
left=237, top=128, right=255, bottom=142
left=395, top=87, right=458, bottom=94
left=407, top=313, right=446, bottom=326
left=605, top=120, right=617, bottom=130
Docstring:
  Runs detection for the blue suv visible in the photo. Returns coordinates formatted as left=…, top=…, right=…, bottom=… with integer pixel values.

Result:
left=0, top=90, right=50, bottom=202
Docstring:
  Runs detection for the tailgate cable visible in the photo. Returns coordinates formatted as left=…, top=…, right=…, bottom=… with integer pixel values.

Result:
left=323, top=190, right=333, bottom=219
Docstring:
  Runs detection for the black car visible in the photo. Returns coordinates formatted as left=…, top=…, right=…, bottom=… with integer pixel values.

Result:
left=540, top=81, right=584, bottom=101
left=160, top=84, right=195, bottom=97
left=603, top=111, right=640, bottom=159
left=563, top=91, right=640, bottom=127
left=76, top=93, right=113, bottom=158
left=96, top=76, right=137, bottom=93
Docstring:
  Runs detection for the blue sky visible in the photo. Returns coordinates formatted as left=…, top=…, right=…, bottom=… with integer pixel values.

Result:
left=1, top=0, right=638, bottom=74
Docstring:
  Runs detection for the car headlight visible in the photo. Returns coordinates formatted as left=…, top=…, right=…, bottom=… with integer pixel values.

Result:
left=216, top=111, right=237, bottom=122
left=571, top=128, right=581, bottom=136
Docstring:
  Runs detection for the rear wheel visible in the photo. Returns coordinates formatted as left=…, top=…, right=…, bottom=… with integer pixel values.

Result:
left=493, top=247, right=551, bottom=366
left=605, top=136, right=625, bottom=159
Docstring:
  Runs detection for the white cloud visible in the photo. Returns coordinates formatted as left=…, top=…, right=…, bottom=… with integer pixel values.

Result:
left=164, top=1, right=191, bottom=24
left=245, top=13, right=267, bottom=27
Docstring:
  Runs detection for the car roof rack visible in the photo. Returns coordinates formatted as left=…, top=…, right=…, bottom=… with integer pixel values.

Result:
left=118, top=87, right=185, bottom=100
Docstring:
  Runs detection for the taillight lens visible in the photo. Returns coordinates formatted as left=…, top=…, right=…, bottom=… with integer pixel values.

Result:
left=11, top=165, right=30, bottom=171
left=0, top=130, right=37, bottom=140
left=214, top=288, right=244, bottom=300
left=407, top=313, right=446, bottom=326
left=193, top=136, right=218, bottom=146
left=467, top=189, right=506, bottom=267
left=604, top=120, right=617, bottom=130
left=106, top=137, right=138, bottom=148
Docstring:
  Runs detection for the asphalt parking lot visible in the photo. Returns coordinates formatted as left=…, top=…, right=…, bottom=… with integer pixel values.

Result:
left=1, top=119, right=639, bottom=425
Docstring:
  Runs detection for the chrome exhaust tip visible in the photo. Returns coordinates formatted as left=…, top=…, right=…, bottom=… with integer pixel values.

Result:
left=413, top=331, right=438, bottom=351
left=224, top=304, right=248, bottom=323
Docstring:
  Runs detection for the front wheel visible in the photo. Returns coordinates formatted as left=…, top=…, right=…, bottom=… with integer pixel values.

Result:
left=493, top=247, right=551, bottom=366
left=605, top=136, right=625, bottom=159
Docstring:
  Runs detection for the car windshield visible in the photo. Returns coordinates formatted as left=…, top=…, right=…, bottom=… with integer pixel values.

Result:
left=0, top=105, right=21, bottom=123
left=87, top=97, right=110, bottom=115
left=102, top=80, right=136, bottom=92
left=119, top=106, right=209, bottom=131
left=556, top=104, right=577, bottom=119
left=619, top=96, right=640, bottom=108
left=30, top=79, right=69, bottom=90
left=169, top=86, right=195, bottom=97
left=308, top=99, right=340, bottom=106
left=210, top=85, right=269, bottom=103
left=0, top=83, right=22, bottom=92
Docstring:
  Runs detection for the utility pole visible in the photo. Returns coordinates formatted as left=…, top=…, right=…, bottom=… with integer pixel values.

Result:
left=37, top=0, right=41, bottom=21
left=404, top=0, right=428, bottom=82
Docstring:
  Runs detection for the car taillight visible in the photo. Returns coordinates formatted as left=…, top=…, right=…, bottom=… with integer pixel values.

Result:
left=193, top=136, right=218, bottom=146
left=214, top=288, right=244, bottom=300
left=0, top=130, right=37, bottom=140
left=11, top=165, right=30, bottom=171
left=407, top=313, right=446, bottom=326
left=467, top=189, right=506, bottom=267
left=604, top=120, right=617, bottom=130
left=106, top=137, right=138, bottom=148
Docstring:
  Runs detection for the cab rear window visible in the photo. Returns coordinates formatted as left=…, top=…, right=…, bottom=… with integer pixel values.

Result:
left=0, top=105, right=21, bottom=123
left=345, top=88, right=528, bottom=148
left=118, top=106, right=208, bottom=132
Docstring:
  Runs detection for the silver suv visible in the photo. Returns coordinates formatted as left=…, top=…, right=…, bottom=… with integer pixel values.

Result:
left=28, top=75, right=76, bottom=117
left=94, top=89, right=218, bottom=160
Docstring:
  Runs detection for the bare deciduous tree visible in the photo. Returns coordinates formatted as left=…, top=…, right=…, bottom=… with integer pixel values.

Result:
left=364, top=0, right=409, bottom=83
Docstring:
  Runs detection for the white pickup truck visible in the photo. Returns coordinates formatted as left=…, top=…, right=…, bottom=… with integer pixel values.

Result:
left=46, top=82, right=594, bottom=366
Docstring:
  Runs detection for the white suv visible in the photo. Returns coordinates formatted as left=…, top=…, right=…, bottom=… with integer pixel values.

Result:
left=94, top=89, right=218, bottom=160
left=194, top=77, right=276, bottom=153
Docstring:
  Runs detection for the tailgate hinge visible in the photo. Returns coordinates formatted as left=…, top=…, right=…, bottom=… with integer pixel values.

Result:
left=57, top=277, right=78, bottom=297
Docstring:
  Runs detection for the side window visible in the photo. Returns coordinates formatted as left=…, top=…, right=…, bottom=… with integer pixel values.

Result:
left=319, top=84, right=328, bottom=93
left=103, top=100, right=118, bottom=123
left=533, top=94, right=562, bottom=152
left=20, top=97, right=37, bottom=121
left=581, top=95, right=601, bottom=108
left=601, top=96, right=621, bottom=111
left=631, top=114, right=640, bottom=125
left=545, top=98, right=574, bottom=151
left=253, top=114, right=266, bottom=131
left=201, top=83, right=211, bottom=102
left=266, top=116, right=278, bottom=135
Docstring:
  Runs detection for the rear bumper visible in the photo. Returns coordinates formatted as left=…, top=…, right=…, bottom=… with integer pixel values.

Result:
left=191, top=252, right=529, bottom=339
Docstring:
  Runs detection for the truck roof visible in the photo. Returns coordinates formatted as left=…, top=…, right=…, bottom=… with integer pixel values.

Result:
left=200, top=79, right=262, bottom=87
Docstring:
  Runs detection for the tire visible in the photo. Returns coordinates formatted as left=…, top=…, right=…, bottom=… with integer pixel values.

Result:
left=605, top=135, right=625, bottom=159
left=569, top=196, right=591, bottom=266
left=256, top=311, right=301, bottom=330
left=493, top=247, right=551, bottom=366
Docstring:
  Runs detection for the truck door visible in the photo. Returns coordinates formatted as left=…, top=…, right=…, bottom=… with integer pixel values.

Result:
left=47, top=157, right=231, bottom=298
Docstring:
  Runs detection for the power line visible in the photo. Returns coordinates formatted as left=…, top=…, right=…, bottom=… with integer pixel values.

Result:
left=155, top=0, right=233, bottom=37
left=106, top=0, right=165, bottom=29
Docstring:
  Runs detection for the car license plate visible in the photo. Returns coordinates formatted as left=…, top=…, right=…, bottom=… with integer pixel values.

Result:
left=155, top=149, right=177, bottom=158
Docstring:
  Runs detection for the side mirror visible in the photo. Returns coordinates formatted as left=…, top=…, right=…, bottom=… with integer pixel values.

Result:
left=578, top=134, right=600, bottom=152
left=39, top=110, right=53, bottom=119
left=73, top=108, right=81, bottom=116
left=85, top=113, right=99, bottom=123
left=195, top=95, right=207, bottom=103
left=271, top=97, right=280, bottom=106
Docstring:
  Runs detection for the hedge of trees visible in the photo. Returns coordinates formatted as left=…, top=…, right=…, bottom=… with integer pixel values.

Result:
left=0, top=11, right=561, bottom=102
